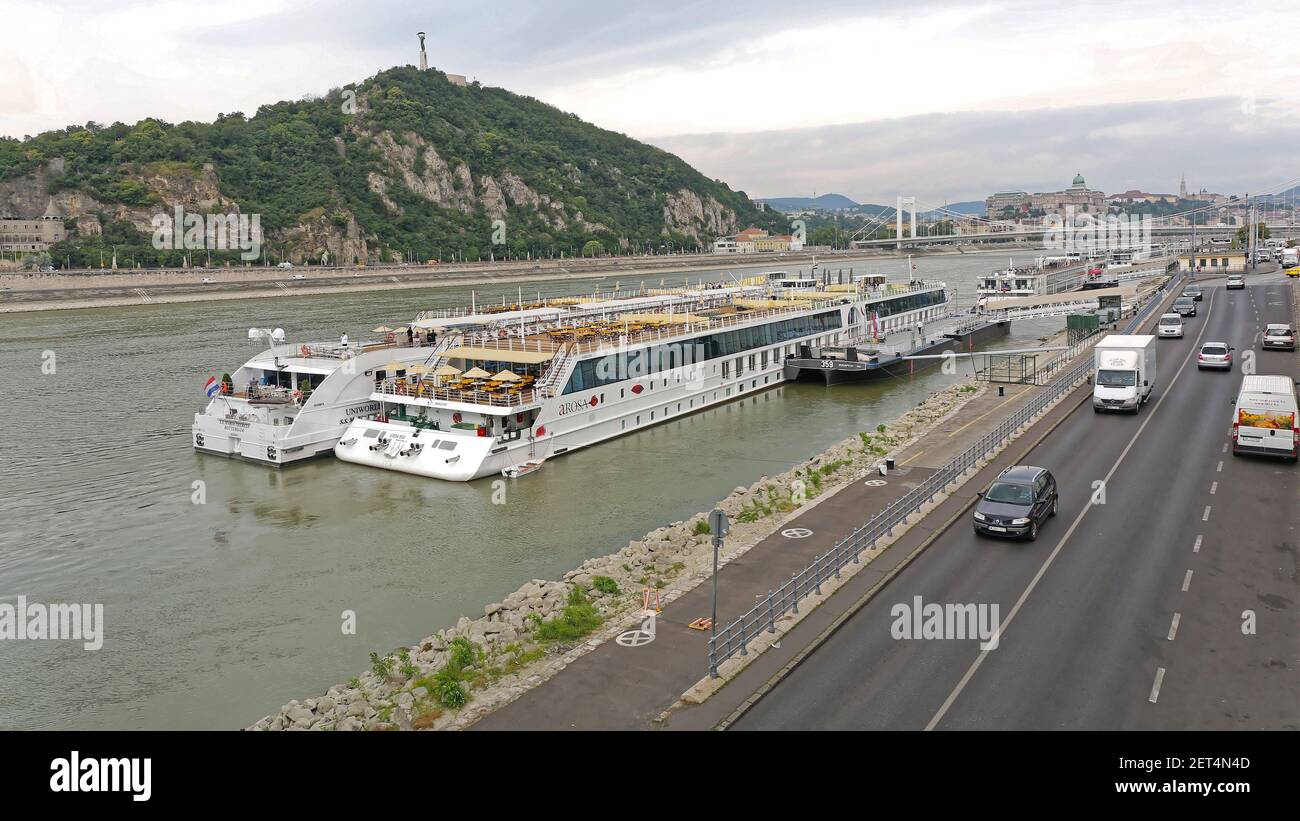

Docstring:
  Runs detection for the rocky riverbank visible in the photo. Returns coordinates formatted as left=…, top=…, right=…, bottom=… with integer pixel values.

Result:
left=247, top=378, right=988, bottom=731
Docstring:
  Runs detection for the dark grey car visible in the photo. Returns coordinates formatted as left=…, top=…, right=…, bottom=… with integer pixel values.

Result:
left=1173, top=296, right=1197, bottom=317
left=973, top=466, right=1058, bottom=541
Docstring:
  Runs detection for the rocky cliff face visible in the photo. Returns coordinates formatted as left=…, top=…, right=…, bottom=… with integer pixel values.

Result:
left=662, top=188, right=737, bottom=240
left=364, top=129, right=608, bottom=235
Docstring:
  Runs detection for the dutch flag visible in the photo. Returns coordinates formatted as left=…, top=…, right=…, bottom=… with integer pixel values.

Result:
left=205, top=376, right=221, bottom=398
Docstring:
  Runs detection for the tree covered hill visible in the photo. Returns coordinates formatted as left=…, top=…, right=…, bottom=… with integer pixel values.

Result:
left=0, top=66, right=787, bottom=266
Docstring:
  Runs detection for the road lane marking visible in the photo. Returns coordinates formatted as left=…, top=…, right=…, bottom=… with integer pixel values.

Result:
left=1167, top=612, right=1181, bottom=641
left=1202, top=506, right=1211, bottom=521
left=1210, top=481, right=1218, bottom=495
left=923, top=289, right=1221, bottom=731
left=1149, top=667, right=1166, bottom=703
left=1216, top=460, right=1223, bottom=472
left=1222, top=443, right=1228, bottom=453
left=1194, top=534, right=1201, bottom=553
left=1182, top=570, right=1193, bottom=592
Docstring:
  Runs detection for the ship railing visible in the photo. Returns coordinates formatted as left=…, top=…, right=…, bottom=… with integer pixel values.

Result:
left=373, top=377, right=541, bottom=408
left=707, top=353, right=1096, bottom=679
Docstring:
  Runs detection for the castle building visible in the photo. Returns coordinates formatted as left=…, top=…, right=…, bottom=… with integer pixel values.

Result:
left=0, top=201, right=67, bottom=252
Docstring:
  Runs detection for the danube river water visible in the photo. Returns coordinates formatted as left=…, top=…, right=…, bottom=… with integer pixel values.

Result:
left=0, top=250, right=1062, bottom=729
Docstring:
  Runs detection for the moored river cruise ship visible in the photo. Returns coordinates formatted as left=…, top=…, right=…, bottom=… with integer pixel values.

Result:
left=192, top=329, right=434, bottom=465
left=334, top=275, right=951, bottom=481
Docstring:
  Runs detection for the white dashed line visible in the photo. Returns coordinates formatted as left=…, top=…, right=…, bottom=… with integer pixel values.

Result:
left=1149, top=667, right=1166, bottom=703
left=1193, top=535, right=1202, bottom=553
left=1202, top=506, right=1211, bottom=521
left=1221, top=443, right=1228, bottom=453
left=1210, top=481, right=1218, bottom=495
left=1182, top=570, right=1193, bottom=592
left=1167, top=613, right=1181, bottom=641
left=1216, top=460, right=1223, bottom=472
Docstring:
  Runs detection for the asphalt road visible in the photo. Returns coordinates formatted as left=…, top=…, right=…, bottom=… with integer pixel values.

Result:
left=734, top=271, right=1298, bottom=730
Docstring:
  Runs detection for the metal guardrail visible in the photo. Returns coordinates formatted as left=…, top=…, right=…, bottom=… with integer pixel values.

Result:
left=707, top=354, right=1095, bottom=677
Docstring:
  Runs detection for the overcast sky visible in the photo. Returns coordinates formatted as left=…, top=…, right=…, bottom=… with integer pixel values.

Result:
left=3, top=0, right=1298, bottom=203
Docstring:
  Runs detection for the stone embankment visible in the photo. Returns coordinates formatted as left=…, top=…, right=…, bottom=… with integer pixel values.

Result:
left=248, top=379, right=986, bottom=731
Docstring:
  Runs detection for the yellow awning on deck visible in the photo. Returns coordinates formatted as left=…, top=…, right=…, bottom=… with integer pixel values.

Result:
left=443, top=346, right=556, bottom=364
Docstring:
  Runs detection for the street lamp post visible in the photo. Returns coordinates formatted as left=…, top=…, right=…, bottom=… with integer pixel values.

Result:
left=708, top=508, right=729, bottom=655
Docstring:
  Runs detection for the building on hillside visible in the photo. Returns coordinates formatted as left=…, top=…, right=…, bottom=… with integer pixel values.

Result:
left=986, top=174, right=1106, bottom=218
left=1107, top=190, right=1178, bottom=205
left=985, top=191, right=1028, bottom=218
left=0, top=201, right=66, bottom=252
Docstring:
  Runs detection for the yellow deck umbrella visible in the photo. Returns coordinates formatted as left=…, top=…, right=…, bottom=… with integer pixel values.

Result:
left=381, top=361, right=406, bottom=371
left=372, top=325, right=394, bottom=333
left=462, top=366, right=491, bottom=379
left=434, top=364, right=462, bottom=376
left=407, top=363, right=432, bottom=374
left=491, top=369, right=521, bottom=382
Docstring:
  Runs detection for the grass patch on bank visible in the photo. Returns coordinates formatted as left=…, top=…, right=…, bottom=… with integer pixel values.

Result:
left=532, top=586, right=603, bottom=643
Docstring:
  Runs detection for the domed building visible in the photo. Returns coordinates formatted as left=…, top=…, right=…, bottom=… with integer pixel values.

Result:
left=984, top=174, right=1106, bottom=219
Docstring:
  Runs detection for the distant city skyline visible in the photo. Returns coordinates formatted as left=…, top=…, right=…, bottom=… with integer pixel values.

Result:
left=3, top=0, right=1298, bottom=205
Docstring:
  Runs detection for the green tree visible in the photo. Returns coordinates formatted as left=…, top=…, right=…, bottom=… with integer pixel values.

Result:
left=1236, top=223, right=1270, bottom=245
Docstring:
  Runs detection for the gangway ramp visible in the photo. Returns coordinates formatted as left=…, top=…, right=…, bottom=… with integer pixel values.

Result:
left=980, top=285, right=1141, bottom=322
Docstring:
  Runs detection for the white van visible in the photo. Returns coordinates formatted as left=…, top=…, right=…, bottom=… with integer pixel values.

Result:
left=1231, top=375, right=1298, bottom=461
left=1157, top=313, right=1183, bottom=338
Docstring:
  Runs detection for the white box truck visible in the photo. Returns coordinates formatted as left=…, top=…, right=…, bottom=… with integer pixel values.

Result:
left=1093, top=335, right=1157, bottom=413
left=1283, top=247, right=1298, bottom=268
left=1231, top=375, right=1298, bottom=461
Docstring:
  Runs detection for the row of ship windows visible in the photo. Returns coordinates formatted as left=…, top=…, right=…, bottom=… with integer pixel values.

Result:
left=575, top=334, right=838, bottom=411
left=561, top=311, right=843, bottom=394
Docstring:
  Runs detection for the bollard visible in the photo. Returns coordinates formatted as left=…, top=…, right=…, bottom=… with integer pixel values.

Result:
left=998, top=385, right=1005, bottom=396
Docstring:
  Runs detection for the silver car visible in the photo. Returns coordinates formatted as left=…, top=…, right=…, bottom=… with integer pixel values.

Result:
left=1262, top=324, right=1296, bottom=351
left=1196, top=342, right=1233, bottom=370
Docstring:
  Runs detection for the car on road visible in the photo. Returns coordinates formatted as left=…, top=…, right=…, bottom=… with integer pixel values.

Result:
left=1172, top=296, right=1197, bottom=317
left=1157, top=313, right=1184, bottom=338
left=1262, top=324, right=1296, bottom=352
left=200, top=277, right=216, bottom=284
left=1181, top=285, right=1203, bottom=301
left=289, top=273, right=306, bottom=280
left=1197, top=342, right=1233, bottom=370
left=1226, top=274, right=1245, bottom=289
left=973, top=466, right=1058, bottom=542
left=277, top=261, right=293, bottom=269
left=1286, top=266, right=1300, bottom=278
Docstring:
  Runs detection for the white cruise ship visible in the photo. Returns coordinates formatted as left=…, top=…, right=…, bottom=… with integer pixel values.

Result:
left=977, top=256, right=1095, bottom=298
left=334, top=275, right=950, bottom=481
left=192, top=329, right=434, bottom=466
